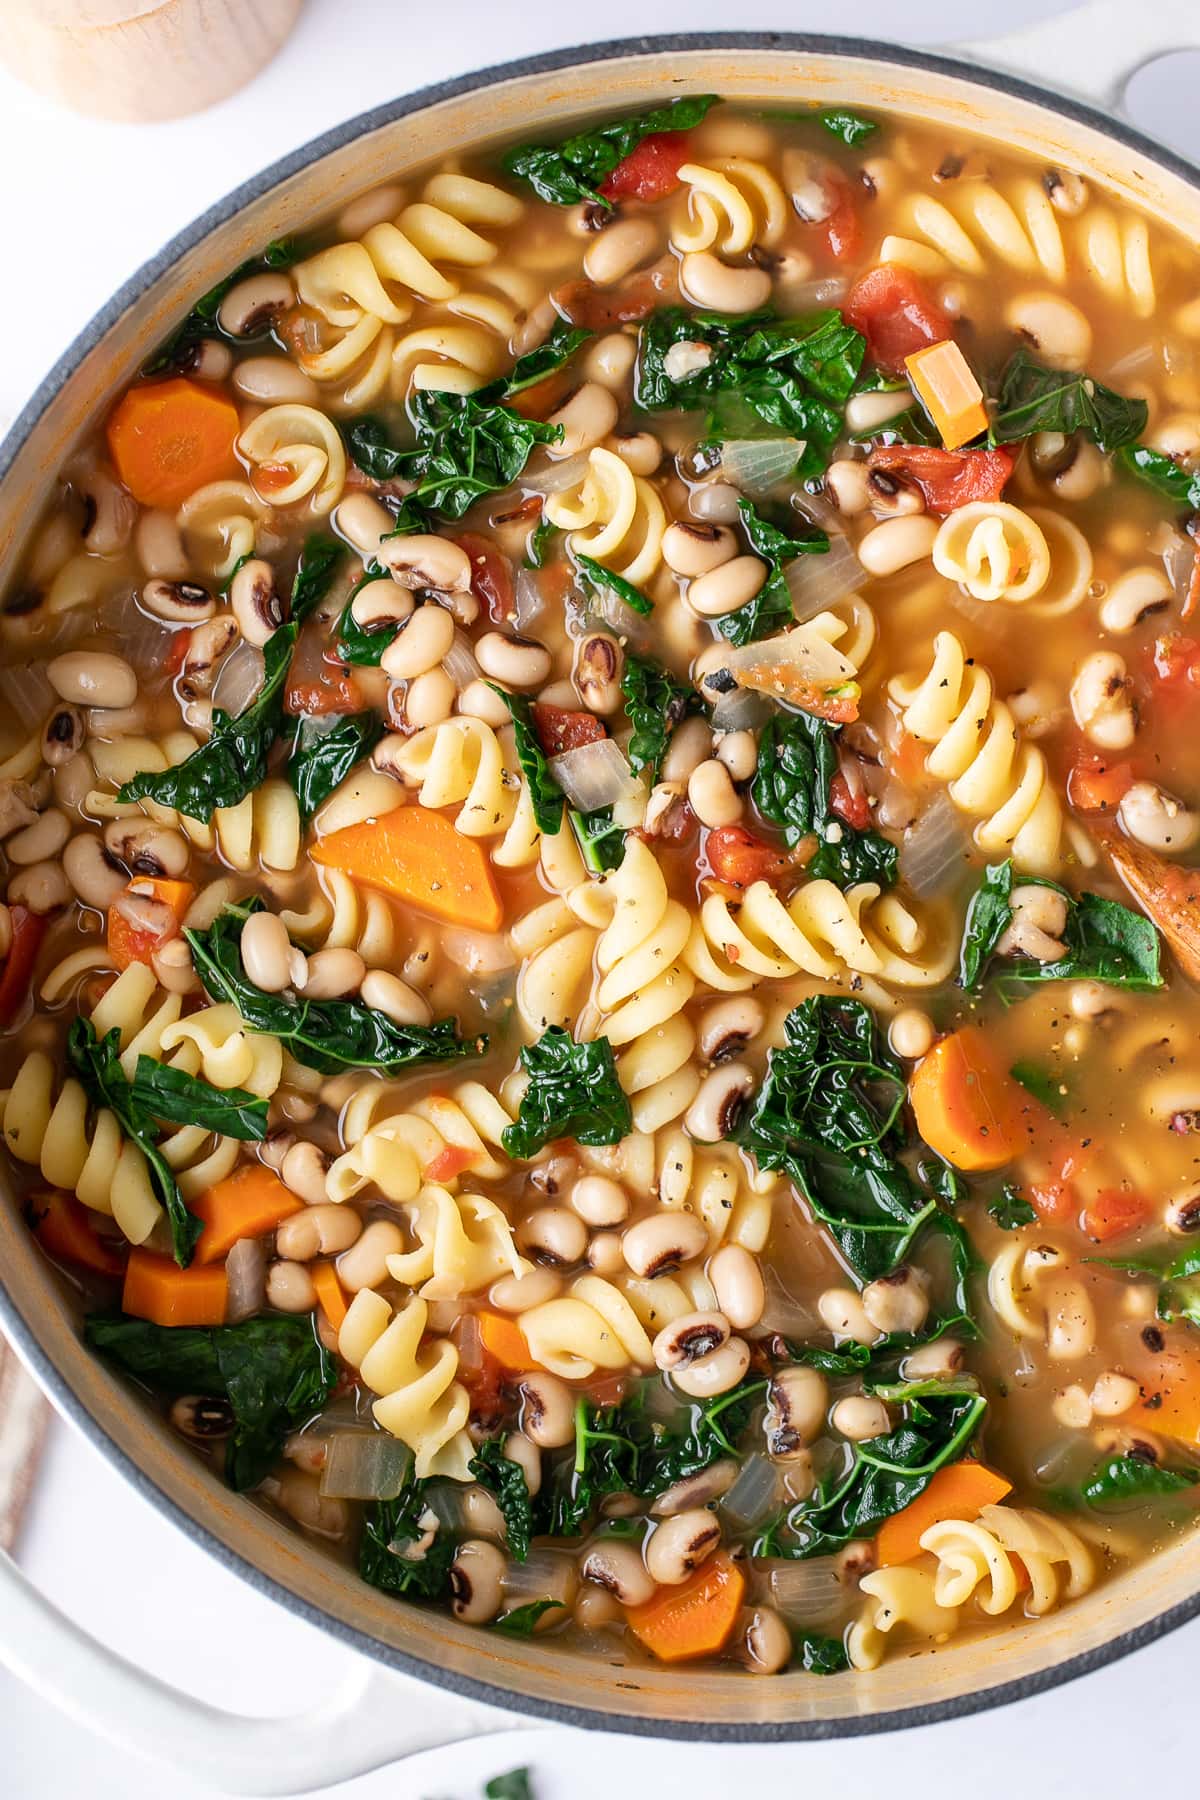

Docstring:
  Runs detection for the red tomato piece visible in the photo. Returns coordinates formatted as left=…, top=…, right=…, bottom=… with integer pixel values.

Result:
left=423, top=1144, right=477, bottom=1185
left=599, top=132, right=690, bottom=202
left=286, top=669, right=363, bottom=717
left=1152, top=632, right=1200, bottom=689
left=1082, top=1188, right=1151, bottom=1243
left=1068, top=750, right=1135, bottom=815
left=0, top=906, right=47, bottom=1028
left=705, top=825, right=790, bottom=890
left=867, top=445, right=1015, bottom=514
left=820, top=170, right=862, bottom=263
left=1028, top=1179, right=1076, bottom=1225
left=829, top=771, right=872, bottom=832
left=456, top=532, right=514, bottom=625
left=530, top=703, right=606, bottom=756
left=552, top=268, right=667, bottom=328
left=164, top=628, right=192, bottom=677
left=843, top=266, right=952, bottom=374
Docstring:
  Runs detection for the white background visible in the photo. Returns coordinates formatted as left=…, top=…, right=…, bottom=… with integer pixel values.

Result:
left=3, top=2, right=1200, bottom=1795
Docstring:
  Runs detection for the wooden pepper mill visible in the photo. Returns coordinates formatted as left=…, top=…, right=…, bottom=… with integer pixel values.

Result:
left=0, top=0, right=302, bottom=122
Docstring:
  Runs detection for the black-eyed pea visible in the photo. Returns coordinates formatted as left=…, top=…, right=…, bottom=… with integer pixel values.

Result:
left=152, top=936, right=199, bottom=996
left=889, top=1007, right=935, bottom=1060
left=1090, top=1371, right=1140, bottom=1418
left=644, top=1508, right=722, bottom=1585
left=660, top=714, right=713, bottom=784
left=652, top=1310, right=731, bottom=1372
left=613, top=432, right=662, bottom=477
left=650, top=1459, right=739, bottom=1517
left=574, top=1584, right=624, bottom=1629
left=831, top=1394, right=892, bottom=1442
left=7, top=808, right=69, bottom=866
left=825, top=458, right=872, bottom=515
left=240, top=909, right=296, bottom=992
left=490, top=1268, right=562, bottom=1312
left=580, top=1540, right=657, bottom=1607
left=1098, top=567, right=1173, bottom=634
left=169, top=1395, right=234, bottom=1440
left=1118, top=780, right=1200, bottom=853
left=587, top=1231, right=625, bottom=1275
left=687, top=758, right=743, bottom=828
left=661, top=521, right=738, bottom=578
left=583, top=216, right=661, bottom=286
left=47, top=651, right=137, bottom=709
left=900, top=1337, right=964, bottom=1380
left=266, top=1260, right=318, bottom=1313
left=680, top=251, right=771, bottom=313
left=335, top=492, right=396, bottom=560
left=269, top=1466, right=348, bottom=1539
left=856, top=515, right=939, bottom=576
left=135, top=509, right=189, bottom=580
left=230, top=558, right=285, bottom=647
left=573, top=634, right=624, bottom=715
left=687, top=557, right=767, bottom=619
left=714, top=729, right=757, bottom=783
left=8, top=861, right=69, bottom=913
left=683, top=1061, right=754, bottom=1140
left=1070, top=650, right=1134, bottom=751
left=503, top=1431, right=542, bottom=1497
left=818, top=1285, right=877, bottom=1345
left=275, top=1202, right=360, bottom=1261
left=1004, top=292, right=1093, bottom=369
left=279, top=1141, right=332, bottom=1206
left=688, top=481, right=742, bottom=525
left=519, top=1372, right=575, bottom=1448
left=103, top=820, right=191, bottom=880
left=380, top=604, right=456, bottom=680
left=622, top=1211, right=709, bottom=1278
left=517, top=1205, right=588, bottom=1267
left=232, top=356, right=321, bottom=406
left=474, top=631, right=552, bottom=689
left=708, top=1245, right=765, bottom=1331
left=861, top=1266, right=929, bottom=1336
left=41, top=707, right=87, bottom=766
left=405, top=667, right=456, bottom=728
left=360, top=969, right=431, bottom=1026
left=696, top=995, right=765, bottom=1062
left=217, top=271, right=294, bottom=335
left=304, top=948, right=365, bottom=1000
left=671, top=1335, right=750, bottom=1398
left=338, top=1218, right=405, bottom=1291
left=766, top=1365, right=827, bottom=1457
left=547, top=383, right=619, bottom=458
left=450, top=1540, right=508, bottom=1623
left=568, top=1174, right=629, bottom=1228
left=583, top=332, right=638, bottom=389
left=379, top=534, right=472, bottom=593
left=737, top=1605, right=793, bottom=1675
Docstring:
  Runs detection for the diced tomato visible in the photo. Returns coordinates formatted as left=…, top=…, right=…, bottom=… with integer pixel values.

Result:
left=586, top=1373, right=632, bottom=1407
left=286, top=669, right=363, bottom=717
left=552, top=268, right=667, bottom=329
left=251, top=461, right=295, bottom=498
left=889, top=730, right=928, bottom=788
left=843, top=265, right=952, bottom=374
left=505, top=372, right=574, bottom=422
left=1028, top=1178, right=1076, bottom=1224
left=1152, top=632, right=1200, bottom=691
left=28, top=1189, right=125, bottom=1278
left=0, top=906, right=47, bottom=1028
left=456, top=532, right=514, bottom=625
left=164, top=629, right=192, bottom=677
left=704, top=825, right=790, bottom=890
left=600, top=131, right=691, bottom=202
left=1082, top=1188, right=1152, bottom=1244
left=830, top=770, right=872, bottom=832
left=1185, top=530, right=1200, bottom=623
left=107, top=878, right=195, bottom=972
left=820, top=170, right=862, bottom=264
left=423, top=1144, right=477, bottom=1184
left=867, top=445, right=1015, bottom=514
left=530, top=703, right=605, bottom=756
left=1068, top=749, right=1135, bottom=815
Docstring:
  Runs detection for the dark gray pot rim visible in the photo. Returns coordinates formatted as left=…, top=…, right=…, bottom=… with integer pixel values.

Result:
left=3, top=28, right=1198, bottom=1744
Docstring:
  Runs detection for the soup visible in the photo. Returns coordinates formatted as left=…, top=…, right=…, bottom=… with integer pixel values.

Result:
left=3, top=91, right=1200, bottom=1678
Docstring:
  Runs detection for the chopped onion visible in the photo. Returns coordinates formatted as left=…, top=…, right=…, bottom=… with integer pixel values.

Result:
left=501, top=1544, right=576, bottom=1610
left=442, top=630, right=481, bottom=688
left=549, top=737, right=640, bottom=813
left=717, top=624, right=858, bottom=702
left=767, top=1558, right=846, bottom=1626
left=710, top=684, right=772, bottom=733
left=785, top=536, right=864, bottom=622
left=758, top=1267, right=819, bottom=1338
left=0, top=662, right=55, bottom=734
left=901, top=791, right=974, bottom=899
left=212, top=641, right=264, bottom=716
left=780, top=276, right=848, bottom=310
left=718, top=438, right=806, bottom=498
left=521, top=450, right=590, bottom=496
left=320, top=1430, right=413, bottom=1501
left=720, top=1452, right=781, bottom=1532
left=1105, top=341, right=1160, bottom=383
left=225, top=1237, right=265, bottom=1324
left=423, top=1480, right=476, bottom=1535
left=512, top=566, right=545, bottom=631
left=1164, top=528, right=1196, bottom=605
left=949, top=587, right=1005, bottom=635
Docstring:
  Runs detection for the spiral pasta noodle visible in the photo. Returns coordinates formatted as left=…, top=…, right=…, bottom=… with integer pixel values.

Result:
left=176, top=480, right=270, bottom=581
left=89, top=737, right=302, bottom=873
left=520, top=1273, right=655, bottom=1379
left=847, top=1565, right=959, bottom=1670
left=383, top=1181, right=528, bottom=1300
left=921, top=1504, right=1095, bottom=1616
left=578, top=837, right=694, bottom=1047
left=389, top=717, right=542, bottom=869
left=327, top=1078, right=515, bottom=1194
left=933, top=502, right=1051, bottom=604
left=338, top=1288, right=473, bottom=1479
left=671, top=158, right=788, bottom=256
left=987, top=1241, right=1096, bottom=1360
left=237, top=405, right=348, bottom=514
left=544, top=446, right=667, bottom=586
left=281, top=868, right=401, bottom=966
left=888, top=631, right=1065, bottom=874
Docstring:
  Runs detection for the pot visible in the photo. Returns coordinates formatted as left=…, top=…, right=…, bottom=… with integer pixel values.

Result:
left=2, top=5, right=1199, bottom=1789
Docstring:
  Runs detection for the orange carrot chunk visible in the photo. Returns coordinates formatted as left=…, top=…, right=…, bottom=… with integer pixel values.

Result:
left=876, top=1461, right=1013, bottom=1565
left=905, top=340, right=989, bottom=451
left=311, top=1260, right=349, bottom=1332
left=626, top=1551, right=746, bottom=1663
left=29, top=1189, right=125, bottom=1278
left=190, top=1164, right=303, bottom=1267
left=312, top=807, right=503, bottom=933
left=909, top=1028, right=1027, bottom=1172
left=123, top=1249, right=228, bottom=1327
left=106, top=379, right=240, bottom=510
left=478, top=1310, right=534, bottom=1373
left=1081, top=1188, right=1152, bottom=1244
left=108, top=877, right=197, bottom=971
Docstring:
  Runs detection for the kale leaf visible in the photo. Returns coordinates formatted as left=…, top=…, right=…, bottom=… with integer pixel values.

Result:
left=752, top=708, right=897, bottom=887
left=716, top=498, right=827, bottom=649
left=1080, top=1453, right=1200, bottom=1509
left=569, top=806, right=626, bottom=873
left=620, top=651, right=702, bottom=783
left=576, top=554, right=653, bottom=618
left=402, top=387, right=561, bottom=519
left=85, top=1313, right=335, bottom=1491
left=471, top=1438, right=534, bottom=1561
left=186, top=900, right=482, bottom=1076
left=486, top=1770, right=534, bottom=1800
left=819, top=109, right=878, bottom=147
left=359, top=1477, right=455, bottom=1598
left=1090, top=1244, right=1200, bottom=1331
left=1118, top=443, right=1200, bottom=512
left=988, top=1184, right=1038, bottom=1230
left=486, top=684, right=564, bottom=835
left=501, top=1027, right=631, bottom=1159
left=756, top=1378, right=987, bottom=1559
left=129, top=1056, right=268, bottom=1141
left=143, top=236, right=304, bottom=375
left=1009, top=1060, right=1067, bottom=1115
left=991, top=349, right=1148, bottom=453
left=118, top=536, right=343, bottom=823
left=491, top=1600, right=568, bottom=1637
left=286, top=710, right=384, bottom=823
left=503, top=96, right=720, bottom=206
left=735, top=997, right=938, bottom=1282
left=959, top=860, right=1162, bottom=991
left=68, top=1018, right=202, bottom=1266
left=795, top=1631, right=852, bottom=1673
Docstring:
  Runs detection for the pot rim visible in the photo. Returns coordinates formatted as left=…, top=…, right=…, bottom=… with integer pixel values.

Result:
left=3, top=27, right=1199, bottom=1742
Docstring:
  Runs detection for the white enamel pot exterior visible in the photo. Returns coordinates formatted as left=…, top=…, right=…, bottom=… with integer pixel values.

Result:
left=2, top=5, right=1200, bottom=1790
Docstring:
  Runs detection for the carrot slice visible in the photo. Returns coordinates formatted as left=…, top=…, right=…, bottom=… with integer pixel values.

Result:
left=29, top=1189, right=125, bottom=1278
left=626, top=1551, right=745, bottom=1663
left=106, top=378, right=241, bottom=509
left=311, top=1260, right=349, bottom=1332
left=312, top=806, right=503, bottom=932
left=122, top=1248, right=228, bottom=1327
left=108, top=877, right=196, bottom=972
left=1130, top=1353, right=1200, bottom=1448
left=191, top=1164, right=303, bottom=1267
left=478, top=1310, right=534, bottom=1373
left=905, top=340, right=989, bottom=451
left=876, top=1461, right=1013, bottom=1565
left=909, top=1028, right=1028, bottom=1172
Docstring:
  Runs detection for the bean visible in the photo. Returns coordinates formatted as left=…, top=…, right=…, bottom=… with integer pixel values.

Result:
left=474, top=630, right=552, bottom=688
left=141, top=578, right=215, bottom=624
left=587, top=1231, right=625, bottom=1275
left=672, top=1336, right=750, bottom=1398
left=275, top=1204, right=362, bottom=1261
left=568, top=1174, right=629, bottom=1228
left=644, top=1509, right=721, bottom=1585
left=650, top=1459, right=739, bottom=1517
left=7, top=808, right=69, bottom=866
left=580, top=1541, right=657, bottom=1606
left=696, top=995, right=764, bottom=1063
left=901, top=1338, right=963, bottom=1380
left=739, top=1606, right=792, bottom=1676
left=714, top=729, right=757, bottom=783
left=449, top=1539, right=506, bottom=1623
left=169, top=1395, right=234, bottom=1440
left=304, top=947, right=365, bottom=999
left=518, top=1205, right=588, bottom=1267
left=217, top=271, right=294, bottom=336
left=547, top=383, right=619, bottom=458
left=1070, top=650, right=1134, bottom=750
left=689, top=481, right=742, bottom=525
left=622, top=1211, right=709, bottom=1278
left=687, top=759, right=744, bottom=829
left=267, top=1261, right=318, bottom=1313
left=378, top=533, right=472, bottom=593
left=490, top=1267, right=562, bottom=1313
left=584, top=216, right=660, bottom=285
left=230, top=559, right=285, bottom=648
left=336, top=1218, right=405, bottom=1291
left=766, top=1365, right=827, bottom=1456
left=661, top=714, right=713, bottom=784
left=405, top=667, right=456, bottom=728
left=1098, top=567, right=1173, bottom=633
left=855, top=515, right=939, bottom=576
left=152, top=936, right=199, bottom=995
left=379, top=604, right=456, bottom=681
left=1004, top=292, right=1093, bottom=368
left=683, top=1060, right=754, bottom=1139
left=279, top=1141, right=333, bottom=1205
left=584, top=331, right=638, bottom=388
left=8, top=861, right=69, bottom=913
left=818, top=1285, right=877, bottom=1345
left=1090, top=1371, right=1139, bottom=1418
left=708, top=1245, right=765, bottom=1330
left=271, top=1467, right=348, bottom=1539
left=662, top=521, right=738, bottom=578
left=687, top=556, right=767, bottom=619
left=41, top=706, right=87, bottom=766
left=831, top=1394, right=892, bottom=1442
left=232, top=356, right=320, bottom=406
left=680, top=251, right=771, bottom=313
left=135, top=509, right=189, bottom=580
left=1118, top=780, right=1200, bottom=853
left=503, top=1431, right=542, bottom=1498
left=574, top=634, right=624, bottom=715
left=47, top=651, right=137, bottom=709
left=520, top=1372, right=576, bottom=1447
left=652, top=1310, right=732, bottom=1371
left=457, top=678, right=511, bottom=726
left=824, top=458, right=871, bottom=515
left=241, top=910, right=294, bottom=993
left=889, top=1007, right=935, bottom=1060
left=861, top=1266, right=929, bottom=1335
left=360, top=968, right=431, bottom=1025
left=335, top=492, right=394, bottom=560
left=62, top=833, right=126, bottom=908
left=613, top=432, right=662, bottom=477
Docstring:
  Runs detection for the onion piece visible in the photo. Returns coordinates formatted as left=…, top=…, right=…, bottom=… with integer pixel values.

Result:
left=1164, top=528, right=1196, bottom=605
left=719, top=1452, right=781, bottom=1532
left=521, top=451, right=590, bottom=497
left=442, top=630, right=481, bottom=688
left=780, top=276, right=848, bottom=310
left=512, top=567, right=545, bottom=631
left=714, top=626, right=859, bottom=711
left=757, top=1267, right=819, bottom=1338
left=500, top=1544, right=576, bottom=1610
left=212, top=641, right=264, bottom=716
left=0, top=662, right=56, bottom=734
left=423, top=1480, right=476, bottom=1535
left=548, top=737, right=640, bottom=813
left=319, top=1430, right=414, bottom=1501
left=900, top=791, right=974, bottom=900
left=718, top=438, right=806, bottom=498
left=767, top=1557, right=846, bottom=1626
left=710, top=685, right=772, bottom=733
left=225, top=1236, right=266, bottom=1324
left=785, top=536, right=864, bottom=622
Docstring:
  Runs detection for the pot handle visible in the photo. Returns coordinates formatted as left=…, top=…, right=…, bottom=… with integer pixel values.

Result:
left=951, top=0, right=1200, bottom=117
left=0, top=1543, right=533, bottom=1797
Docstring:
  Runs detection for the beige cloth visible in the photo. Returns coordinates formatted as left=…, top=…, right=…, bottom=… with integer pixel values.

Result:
left=0, top=1333, right=49, bottom=1551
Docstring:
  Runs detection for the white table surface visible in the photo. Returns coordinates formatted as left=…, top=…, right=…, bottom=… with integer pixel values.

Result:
left=3, top=1, right=1200, bottom=1794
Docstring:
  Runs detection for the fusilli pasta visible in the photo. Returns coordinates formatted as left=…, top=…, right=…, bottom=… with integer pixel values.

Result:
left=338, top=1288, right=473, bottom=1479
left=544, top=446, right=667, bottom=586
left=921, top=1503, right=1094, bottom=1615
